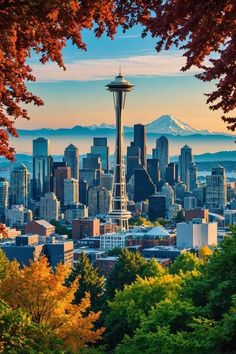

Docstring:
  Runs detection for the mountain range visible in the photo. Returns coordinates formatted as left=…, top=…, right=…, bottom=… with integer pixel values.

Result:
left=17, top=115, right=229, bottom=136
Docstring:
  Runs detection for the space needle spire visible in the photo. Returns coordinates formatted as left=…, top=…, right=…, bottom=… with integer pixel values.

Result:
left=106, top=72, right=134, bottom=231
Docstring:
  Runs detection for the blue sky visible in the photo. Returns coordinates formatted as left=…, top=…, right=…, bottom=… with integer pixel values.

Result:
left=17, top=26, right=228, bottom=133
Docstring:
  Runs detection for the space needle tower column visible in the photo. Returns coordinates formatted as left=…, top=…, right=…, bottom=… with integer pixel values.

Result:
left=106, top=73, right=134, bottom=231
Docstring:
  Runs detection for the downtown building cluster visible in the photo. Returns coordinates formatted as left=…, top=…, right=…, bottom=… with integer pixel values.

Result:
left=0, top=74, right=235, bottom=272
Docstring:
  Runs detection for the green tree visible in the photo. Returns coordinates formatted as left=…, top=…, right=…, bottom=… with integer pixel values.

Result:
left=169, top=251, right=202, bottom=275
left=105, top=274, right=182, bottom=348
left=50, top=219, right=70, bottom=236
left=67, top=253, right=104, bottom=311
left=107, top=247, right=123, bottom=257
left=106, top=249, right=164, bottom=299
left=175, top=210, right=185, bottom=223
left=115, top=297, right=236, bottom=354
left=0, top=300, right=64, bottom=353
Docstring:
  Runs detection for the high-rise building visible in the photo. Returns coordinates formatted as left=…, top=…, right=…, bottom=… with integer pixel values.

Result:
left=189, top=162, right=198, bottom=191
left=206, top=165, right=227, bottom=212
left=148, top=195, right=166, bottom=221
left=165, top=162, right=178, bottom=186
left=173, top=182, right=187, bottom=204
left=161, top=183, right=174, bottom=210
left=88, top=186, right=112, bottom=216
left=154, top=136, right=169, bottom=180
left=53, top=166, right=71, bottom=204
left=81, top=153, right=102, bottom=186
left=126, top=143, right=141, bottom=182
left=184, top=196, right=197, bottom=210
left=64, top=203, right=88, bottom=224
left=106, top=73, right=133, bottom=230
left=0, top=177, right=8, bottom=209
left=32, top=137, right=51, bottom=200
left=100, top=173, right=113, bottom=191
left=64, top=178, right=79, bottom=206
left=39, top=192, right=60, bottom=221
left=79, top=179, right=89, bottom=206
left=91, top=137, right=109, bottom=173
left=179, top=145, right=193, bottom=190
left=147, top=158, right=160, bottom=187
left=10, top=162, right=30, bottom=207
left=64, top=144, right=79, bottom=179
left=0, top=177, right=9, bottom=222
left=134, top=124, right=147, bottom=167
left=134, top=168, right=156, bottom=202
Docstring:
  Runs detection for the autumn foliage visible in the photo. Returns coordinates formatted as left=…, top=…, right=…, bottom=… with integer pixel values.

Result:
left=0, top=256, right=104, bottom=351
left=0, top=0, right=236, bottom=160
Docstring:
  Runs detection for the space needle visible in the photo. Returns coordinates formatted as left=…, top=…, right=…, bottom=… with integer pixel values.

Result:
left=106, top=72, right=134, bottom=231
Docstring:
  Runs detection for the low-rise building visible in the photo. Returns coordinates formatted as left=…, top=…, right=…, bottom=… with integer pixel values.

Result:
left=72, top=218, right=100, bottom=240
left=1, top=234, right=73, bottom=267
left=141, top=246, right=181, bottom=261
left=100, top=232, right=129, bottom=251
left=5, top=205, right=32, bottom=229
left=176, top=220, right=217, bottom=249
left=224, top=210, right=236, bottom=225
left=25, top=219, right=55, bottom=236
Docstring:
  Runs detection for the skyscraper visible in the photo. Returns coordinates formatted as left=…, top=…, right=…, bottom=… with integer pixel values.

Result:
left=106, top=73, right=133, bottom=230
left=179, top=145, right=193, bottom=190
left=206, top=165, right=227, bottom=212
left=134, top=167, right=156, bottom=202
left=0, top=177, right=9, bottom=222
left=147, top=158, right=160, bottom=187
left=64, top=178, right=79, bottom=206
left=126, top=143, right=141, bottom=182
left=32, top=137, right=51, bottom=200
left=134, top=124, right=147, bottom=167
left=154, top=136, right=169, bottom=180
left=91, top=137, right=109, bottom=172
left=40, top=192, right=60, bottom=222
left=53, top=166, right=71, bottom=204
left=165, top=162, right=178, bottom=186
left=88, top=186, right=112, bottom=216
left=188, top=162, right=198, bottom=191
left=10, top=162, right=30, bottom=207
left=64, top=144, right=79, bottom=179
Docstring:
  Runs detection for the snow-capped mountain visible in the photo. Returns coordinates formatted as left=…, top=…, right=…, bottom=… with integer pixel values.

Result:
left=88, top=123, right=115, bottom=130
left=146, top=115, right=210, bottom=135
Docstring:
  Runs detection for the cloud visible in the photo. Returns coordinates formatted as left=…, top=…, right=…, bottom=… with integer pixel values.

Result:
left=31, top=53, right=200, bottom=82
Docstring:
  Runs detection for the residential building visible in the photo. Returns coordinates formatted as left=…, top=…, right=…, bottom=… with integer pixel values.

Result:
left=0, top=178, right=9, bottom=222
left=100, top=232, right=129, bottom=251
left=39, top=192, right=60, bottom=222
left=88, top=186, right=112, bottom=216
left=64, top=178, right=79, bottom=206
left=5, top=205, right=32, bottom=229
left=64, top=203, right=88, bottom=224
left=10, top=163, right=30, bottom=207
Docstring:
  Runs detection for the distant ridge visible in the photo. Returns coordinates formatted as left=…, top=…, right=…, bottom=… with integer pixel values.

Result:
left=17, top=114, right=231, bottom=136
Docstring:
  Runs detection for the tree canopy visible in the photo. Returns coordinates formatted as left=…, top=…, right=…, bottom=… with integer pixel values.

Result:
left=0, top=0, right=236, bottom=159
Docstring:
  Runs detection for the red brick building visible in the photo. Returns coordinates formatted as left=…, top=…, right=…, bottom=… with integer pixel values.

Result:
left=185, top=208, right=209, bottom=223
left=72, top=218, right=100, bottom=240
left=25, top=220, right=55, bottom=236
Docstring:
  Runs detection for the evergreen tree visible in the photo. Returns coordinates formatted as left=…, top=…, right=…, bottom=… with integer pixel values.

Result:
left=67, top=252, right=104, bottom=311
left=106, top=249, right=164, bottom=299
